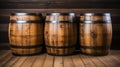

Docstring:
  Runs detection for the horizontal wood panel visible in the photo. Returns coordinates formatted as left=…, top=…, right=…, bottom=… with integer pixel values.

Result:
left=111, top=39, right=120, bottom=50
left=112, top=16, right=120, bottom=24
left=0, top=0, right=119, bottom=2
left=0, top=9, right=119, bottom=23
left=0, top=31, right=9, bottom=43
left=0, top=1, right=119, bottom=9
left=0, top=0, right=120, bottom=3
left=0, top=16, right=9, bottom=23
left=0, top=24, right=8, bottom=31
left=0, top=0, right=119, bottom=9
left=0, top=43, right=10, bottom=50
left=0, top=9, right=119, bottom=16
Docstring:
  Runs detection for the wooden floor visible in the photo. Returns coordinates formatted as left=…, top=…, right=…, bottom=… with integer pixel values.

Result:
left=0, top=50, right=120, bottom=67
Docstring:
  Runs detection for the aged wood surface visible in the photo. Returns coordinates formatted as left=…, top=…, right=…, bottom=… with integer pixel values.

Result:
left=79, top=13, right=113, bottom=55
left=80, top=23, right=112, bottom=55
left=0, top=50, right=120, bottom=67
left=44, top=14, right=77, bottom=55
left=0, top=0, right=119, bottom=9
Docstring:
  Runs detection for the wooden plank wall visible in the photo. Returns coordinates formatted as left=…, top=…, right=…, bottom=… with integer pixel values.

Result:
left=0, top=0, right=120, bottom=50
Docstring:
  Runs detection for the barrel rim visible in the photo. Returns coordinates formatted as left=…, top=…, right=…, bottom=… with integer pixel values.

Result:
left=45, top=21, right=76, bottom=23
left=80, top=13, right=110, bottom=16
left=11, top=13, right=42, bottom=16
left=10, top=20, right=42, bottom=23
left=80, top=20, right=112, bottom=23
left=46, top=13, right=76, bottom=16
left=80, top=13, right=94, bottom=16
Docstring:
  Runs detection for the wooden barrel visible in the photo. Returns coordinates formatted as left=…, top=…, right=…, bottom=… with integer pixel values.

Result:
left=45, top=13, right=77, bottom=56
left=9, top=13, right=43, bottom=56
left=10, top=13, right=41, bottom=21
left=80, top=13, right=112, bottom=56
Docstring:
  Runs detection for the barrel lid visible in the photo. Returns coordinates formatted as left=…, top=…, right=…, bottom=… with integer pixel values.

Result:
left=80, top=13, right=111, bottom=16
left=46, top=13, right=75, bottom=16
left=11, top=13, right=42, bottom=16
left=81, top=20, right=111, bottom=23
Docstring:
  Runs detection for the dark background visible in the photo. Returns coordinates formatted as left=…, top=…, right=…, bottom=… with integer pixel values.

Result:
left=0, top=0, right=120, bottom=50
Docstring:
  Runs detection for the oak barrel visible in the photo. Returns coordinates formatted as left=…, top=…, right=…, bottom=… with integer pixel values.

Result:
left=45, top=13, right=77, bottom=56
left=9, top=13, right=43, bottom=56
left=80, top=13, right=112, bottom=56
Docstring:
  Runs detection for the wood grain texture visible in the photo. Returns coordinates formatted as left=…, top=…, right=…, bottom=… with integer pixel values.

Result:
left=9, top=23, right=43, bottom=55
left=88, top=56, right=106, bottom=67
left=0, top=0, right=118, bottom=2
left=0, top=50, right=10, bottom=60
left=3, top=56, right=19, bottom=67
left=45, top=23, right=77, bottom=55
left=0, top=0, right=119, bottom=9
left=42, top=55, right=54, bottom=67
left=63, top=56, right=75, bottom=67
left=0, top=50, right=120, bottom=67
left=97, top=56, right=117, bottom=67
left=12, top=57, right=27, bottom=67
left=0, top=50, right=12, bottom=67
left=79, top=13, right=113, bottom=54
left=21, top=56, right=36, bottom=67
left=32, top=54, right=46, bottom=67
left=80, top=13, right=111, bottom=21
left=54, top=56, right=63, bottom=67
left=80, top=23, right=112, bottom=55
left=72, top=55, right=85, bottom=67
left=80, top=55, right=96, bottom=67
left=10, top=15, right=41, bottom=21
left=44, top=14, right=77, bottom=55
left=9, top=14, right=44, bottom=55
left=0, top=9, right=119, bottom=16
